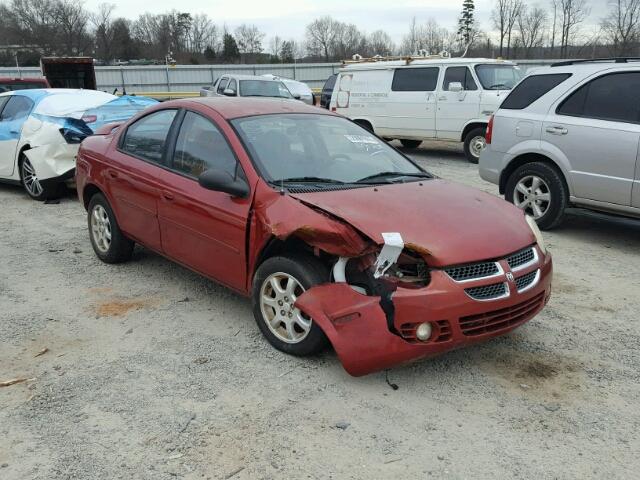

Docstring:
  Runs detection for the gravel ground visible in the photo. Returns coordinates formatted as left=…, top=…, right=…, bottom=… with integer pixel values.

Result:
left=1, top=140, right=639, bottom=479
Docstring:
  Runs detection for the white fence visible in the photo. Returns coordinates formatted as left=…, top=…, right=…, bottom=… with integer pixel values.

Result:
left=0, top=59, right=559, bottom=93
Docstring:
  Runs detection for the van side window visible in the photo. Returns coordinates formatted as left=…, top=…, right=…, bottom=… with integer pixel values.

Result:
left=391, top=68, right=439, bottom=92
left=443, top=67, right=477, bottom=91
left=557, top=72, right=640, bottom=124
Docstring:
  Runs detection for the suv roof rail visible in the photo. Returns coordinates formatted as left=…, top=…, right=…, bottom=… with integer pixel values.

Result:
left=551, top=57, right=640, bottom=67
left=342, top=52, right=451, bottom=66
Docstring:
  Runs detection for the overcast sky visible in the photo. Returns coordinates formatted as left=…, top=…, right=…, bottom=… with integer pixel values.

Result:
left=85, top=0, right=607, bottom=44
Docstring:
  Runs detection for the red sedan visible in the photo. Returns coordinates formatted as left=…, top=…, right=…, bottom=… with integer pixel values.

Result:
left=76, top=98, right=552, bottom=376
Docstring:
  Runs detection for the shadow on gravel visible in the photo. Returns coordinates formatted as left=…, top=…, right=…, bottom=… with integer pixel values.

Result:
left=554, top=209, right=640, bottom=249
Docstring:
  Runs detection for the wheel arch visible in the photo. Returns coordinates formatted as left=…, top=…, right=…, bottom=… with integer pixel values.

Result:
left=82, top=183, right=105, bottom=211
left=499, top=153, right=570, bottom=196
left=460, top=121, right=487, bottom=142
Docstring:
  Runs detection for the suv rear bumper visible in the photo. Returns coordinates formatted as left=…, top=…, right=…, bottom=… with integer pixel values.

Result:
left=478, top=146, right=508, bottom=185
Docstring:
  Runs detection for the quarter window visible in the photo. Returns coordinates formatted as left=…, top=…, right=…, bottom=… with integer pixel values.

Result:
left=557, top=72, right=640, bottom=123
left=391, top=68, right=439, bottom=92
left=500, top=73, right=571, bottom=110
left=0, top=97, right=9, bottom=115
left=443, top=67, right=477, bottom=91
left=172, top=112, right=237, bottom=178
left=121, top=109, right=177, bottom=163
left=0, top=95, right=33, bottom=121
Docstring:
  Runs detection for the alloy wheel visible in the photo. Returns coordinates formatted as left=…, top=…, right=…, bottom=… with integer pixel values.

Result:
left=513, top=175, right=551, bottom=219
left=90, top=205, right=112, bottom=253
left=259, top=272, right=311, bottom=344
left=21, top=158, right=43, bottom=197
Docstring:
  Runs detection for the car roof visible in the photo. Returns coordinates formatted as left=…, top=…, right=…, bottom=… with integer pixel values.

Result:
left=220, top=74, right=283, bottom=82
left=525, top=62, right=640, bottom=77
left=178, top=97, right=333, bottom=119
left=342, top=57, right=516, bottom=71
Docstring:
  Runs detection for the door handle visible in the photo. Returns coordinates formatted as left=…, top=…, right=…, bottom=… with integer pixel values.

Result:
left=545, top=126, right=568, bottom=135
left=162, top=190, right=174, bottom=201
left=438, top=96, right=447, bottom=101
left=107, top=170, right=118, bottom=179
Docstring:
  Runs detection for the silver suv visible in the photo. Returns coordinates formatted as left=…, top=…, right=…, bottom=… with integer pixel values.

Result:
left=479, top=59, right=640, bottom=229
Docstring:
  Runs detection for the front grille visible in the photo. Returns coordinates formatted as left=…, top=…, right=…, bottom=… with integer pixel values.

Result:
left=459, top=292, right=545, bottom=336
left=515, top=270, right=538, bottom=291
left=399, top=320, right=452, bottom=343
left=507, top=247, right=535, bottom=270
left=444, top=262, right=499, bottom=282
left=464, top=282, right=507, bottom=300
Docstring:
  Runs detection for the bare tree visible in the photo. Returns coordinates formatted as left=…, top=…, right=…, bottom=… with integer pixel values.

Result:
left=188, top=14, right=217, bottom=54
left=423, top=19, right=449, bottom=54
left=559, top=0, right=591, bottom=57
left=234, top=24, right=264, bottom=54
left=518, top=5, right=548, bottom=58
left=401, top=17, right=421, bottom=54
left=92, top=3, right=116, bottom=62
left=550, top=0, right=559, bottom=55
left=305, top=16, right=338, bottom=60
left=368, top=30, right=395, bottom=56
left=601, top=0, right=640, bottom=55
left=333, top=22, right=365, bottom=59
left=269, top=35, right=282, bottom=59
left=492, top=0, right=524, bottom=57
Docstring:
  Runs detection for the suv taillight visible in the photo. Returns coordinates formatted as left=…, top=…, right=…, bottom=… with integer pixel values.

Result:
left=486, top=115, right=494, bottom=144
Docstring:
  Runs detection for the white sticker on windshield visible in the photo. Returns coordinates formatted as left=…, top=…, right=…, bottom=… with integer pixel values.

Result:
left=344, top=135, right=379, bottom=145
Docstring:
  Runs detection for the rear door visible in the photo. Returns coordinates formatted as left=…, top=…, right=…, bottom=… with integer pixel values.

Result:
left=0, top=95, right=34, bottom=177
left=436, top=66, right=481, bottom=140
left=108, top=109, right=179, bottom=251
left=156, top=110, right=252, bottom=291
left=543, top=71, right=640, bottom=206
left=382, top=67, right=439, bottom=138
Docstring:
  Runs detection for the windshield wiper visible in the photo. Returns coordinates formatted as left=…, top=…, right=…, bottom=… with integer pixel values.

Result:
left=273, top=176, right=346, bottom=185
left=355, top=171, right=431, bottom=184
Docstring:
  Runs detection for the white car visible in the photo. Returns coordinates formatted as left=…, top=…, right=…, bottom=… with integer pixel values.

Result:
left=200, top=74, right=294, bottom=100
left=329, top=56, right=524, bottom=162
left=261, top=74, right=315, bottom=105
left=0, top=89, right=156, bottom=200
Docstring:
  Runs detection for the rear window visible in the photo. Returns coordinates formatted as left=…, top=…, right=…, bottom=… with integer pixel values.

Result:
left=392, top=67, right=439, bottom=92
left=500, top=73, right=571, bottom=110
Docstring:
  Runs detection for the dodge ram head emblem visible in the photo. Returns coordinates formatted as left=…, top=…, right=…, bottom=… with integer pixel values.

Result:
left=506, top=272, right=515, bottom=282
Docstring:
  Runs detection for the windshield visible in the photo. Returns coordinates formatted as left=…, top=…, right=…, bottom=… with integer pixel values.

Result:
left=474, top=64, right=524, bottom=90
left=239, top=80, right=292, bottom=98
left=232, top=114, right=428, bottom=185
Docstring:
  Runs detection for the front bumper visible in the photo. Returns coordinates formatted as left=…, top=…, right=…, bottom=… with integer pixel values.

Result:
left=296, top=249, right=552, bottom=376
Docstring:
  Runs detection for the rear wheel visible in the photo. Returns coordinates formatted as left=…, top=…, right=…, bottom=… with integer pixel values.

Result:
left=20, top=155, right=64, bottom=201
left=87, top=193, right=134, bottom=263
left=463, top=127, right=486, bottom=164
left=505, top=161, right=568, bottom=230
left=400, top=139, right=422, bottom=149
left=252, top=254, right=329, bottom=356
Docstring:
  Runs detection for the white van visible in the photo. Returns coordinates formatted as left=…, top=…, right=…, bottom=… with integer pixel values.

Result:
left=329, top=56, right=524, bottom=162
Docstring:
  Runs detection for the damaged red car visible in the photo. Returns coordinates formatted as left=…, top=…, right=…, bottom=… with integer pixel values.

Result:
left=76, top=98, right=552, bottom=376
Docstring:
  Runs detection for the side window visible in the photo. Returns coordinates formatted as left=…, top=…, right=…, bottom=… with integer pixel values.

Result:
left=172, top=112, right=237, bottom=179
left=228, top=79, right=237, bottom=94
left=0, top=96, right=34, bottom=121
left=121, top=109, right=177, bottom=163
left=557, top=72, right=640, bottom=123
left=443, top=67, right=477, bottom=91
left=391, top=68, right=439, bottom=92
left=217, top=77, right=229, bottom=94
left=501, top=73, right=572, bottom=110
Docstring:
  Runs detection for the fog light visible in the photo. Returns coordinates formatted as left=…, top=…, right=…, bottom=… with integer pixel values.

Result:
left=416, top=322, right=432, bottom=342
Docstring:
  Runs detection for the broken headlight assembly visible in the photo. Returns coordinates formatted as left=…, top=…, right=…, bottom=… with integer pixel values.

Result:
left=379, top=250, right=431, bottom=288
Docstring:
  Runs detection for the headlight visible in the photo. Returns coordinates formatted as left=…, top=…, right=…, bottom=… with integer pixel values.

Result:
left=525, top=215, right=547, bottom=254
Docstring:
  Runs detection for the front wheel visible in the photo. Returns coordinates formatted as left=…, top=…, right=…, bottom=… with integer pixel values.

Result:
left=400, top=139, right=422, bottom=149
left=252, top=254, right=329, bottom=356
left=20, top=155, right=65, bottom=201
left=505, top=161, right=568, bottom=230
left=463, top=127, right=487, bottom=164
left=87, top=193, right=134, bottom=263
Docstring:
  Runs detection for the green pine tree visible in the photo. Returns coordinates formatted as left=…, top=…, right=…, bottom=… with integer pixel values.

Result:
left=222, top=33, right=240, bottom=63
left=457, top=0, right=475, bottom=46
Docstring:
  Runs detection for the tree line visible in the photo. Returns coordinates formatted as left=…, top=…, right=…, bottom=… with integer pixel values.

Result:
left=0, top=0, right=638, bottom=67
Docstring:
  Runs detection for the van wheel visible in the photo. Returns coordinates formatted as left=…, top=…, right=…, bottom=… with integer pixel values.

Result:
left=252, top=254, right=329, bottom=356
left=400, top=139, right=422, bottom=149
left=463, top=127, right=486, bottom=164
left=505, top=162, right=568, bottom=230
left=87, top=193, right=134, bottom=263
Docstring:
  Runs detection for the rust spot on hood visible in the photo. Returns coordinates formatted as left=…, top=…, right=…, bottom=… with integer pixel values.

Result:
left=404, top=242, right=432, bottom=258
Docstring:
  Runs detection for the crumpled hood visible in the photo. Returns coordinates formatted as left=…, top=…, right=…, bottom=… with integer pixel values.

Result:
left=291, top=179, right=535, bottom=267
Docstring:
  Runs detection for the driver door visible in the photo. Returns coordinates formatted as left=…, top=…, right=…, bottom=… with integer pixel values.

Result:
left=436, top=66, right=481, bottom=140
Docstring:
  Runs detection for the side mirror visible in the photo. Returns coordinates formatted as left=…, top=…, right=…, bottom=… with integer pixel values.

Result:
left=198, top=170, right=249, bottom=198
left=293, top=93, right=301, bottom=100
left=448, top=82, right=463, bottom=93
left=223, top=88, right=236, bottom=96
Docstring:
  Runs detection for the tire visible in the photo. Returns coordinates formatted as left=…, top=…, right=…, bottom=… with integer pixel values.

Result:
left=400, top=139, right=422, bottom=149
left=505, top=161, right=568, bottom=230
left=87, top=193, right=134, bottom=263
left=19, top=155, right=65, bottom=201
left=463, top=127, right=487, bottom=164
left=252, top=254, right=330, bottom=356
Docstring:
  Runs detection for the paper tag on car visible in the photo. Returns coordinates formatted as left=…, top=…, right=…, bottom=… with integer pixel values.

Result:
left=344, top=135, right=379, bottom=145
